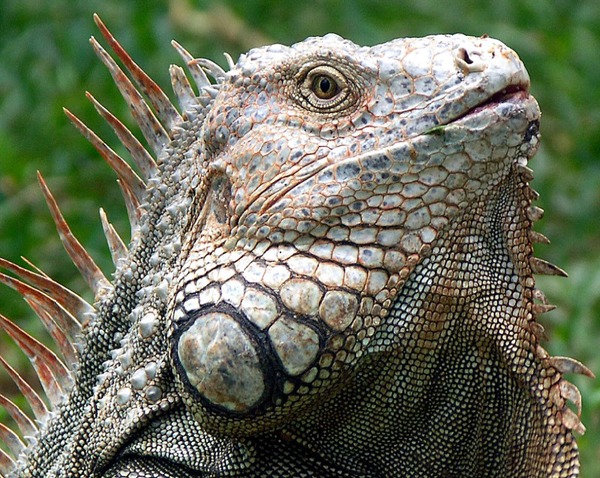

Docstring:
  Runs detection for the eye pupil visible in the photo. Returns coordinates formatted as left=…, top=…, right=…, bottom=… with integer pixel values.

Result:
left=312, top=74, right=338, bottom=99
left=319, top=77, right=331, bottom=92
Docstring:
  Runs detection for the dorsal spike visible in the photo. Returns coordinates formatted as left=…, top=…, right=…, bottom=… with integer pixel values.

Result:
left=0, top=422, right=25, bottom=458
left=116, top=179, right=143, bottom=237
left=24, top=298, right=78, bottom=368
left=0, top=446, right=15, bottom=476
left=224, top=52, right=236, bottom=70
left=527, top=205, right=544, bottom=222
left=86, top=92, right=157, bottom=180
left=1, top=357, right=62, bottom=413
left=99, top=208, right=128, bottom=265
left=19, top=257, right=49, bottom=278
left=171, top=40, right=211, bottom=89
left=0, top=258, right=92, bottom=321
left=63, top=107, right=146, bottom=201
left=529, top=230, right=550, bottom=244
left=516, top=163, right=535, bottom=181
left=0, top=271, right=80, bottom=358
left=532, top=303, right=556, bottom=315
left=0, top=395, right=37, bottom=438
left=202, top=85, right=220, bottom=99
left=90, top=36, right=169, bottom=156
left=562, top=407, right=586, bottom=435
left=37, top=173, right=112, bottom=298
left=169, top=65, right=198, bottom=112
left=93, top=14, right=182, bottom=130
left=191, top=58, right=227, bottom=83
left=197, top=93, right=217, bottom=108
left=0, top=355, right=48, bottom=422
left=560, top=380, right=584, bottom=416
left=0, top=314, right=71, bottom=404
left=530, top=257, right=568, bottom=277
left=549, top=356, right=595, bottom=378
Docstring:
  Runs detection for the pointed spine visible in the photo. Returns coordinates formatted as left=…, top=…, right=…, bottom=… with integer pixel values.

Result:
left=0, top=394, right=37, bottom=438
left=0, top=258, right=92, bottom=322
left=529, top=230, right=550, bottom=244
left=93, top=14, right=182, bottom=131
left=529, top=322, right=547, bottom=341
left=37, top=173, right=111, bottom=298
left=86, top=92, right=157, bottom=180
left=0, top=447, right=15, bottom=476
left=533, top=288, right=550, bottom=305
left=526, top=188, right=540, bottom=201
left=0, top=272, right=79, bottom=364
left=527, top=205, right=544, bottom=222
left=549, top=356, right=595, bottom=378
left=532, top=303, right=556, bottom=315
left=516, top=163, right=535, bottom=181
left=224, top=52, right=236, bottom=70
left=191, top=58, right=227, bottom=82
left=117, top=179, right=142, bottom=237
left=560, top=380, right=584, bottom=416
left=0, top=314, right=70, bottom=404
left=25, top=299, right=78, bottom=368
left=171, top=40, right=211, bottom=89
left=530, top=257, right=568, bottom=277
left=562, top=407, right=586, bottom=434
left=20, top=257, right=50, bottom=278
left=90, top=36, right=169, bottom=156
left=0, top=422, right=25, bottom=458
left=99, top=208, right=128, bottom=265
left=0, top=355, right=48, bottom=422
left=63, top=107, right=146, bottom=202
left=169, top=65, right=197, bottom=112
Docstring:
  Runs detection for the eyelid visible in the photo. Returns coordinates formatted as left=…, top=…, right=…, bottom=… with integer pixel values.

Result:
left=304, top=65, right=348, bottom=91
left=296, top=64, right=356, bottom=113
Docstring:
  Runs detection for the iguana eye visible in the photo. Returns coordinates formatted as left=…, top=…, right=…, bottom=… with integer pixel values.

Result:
left=311, top=74, right=339, bottom=99
left=297, top=65, right=355, bottom=113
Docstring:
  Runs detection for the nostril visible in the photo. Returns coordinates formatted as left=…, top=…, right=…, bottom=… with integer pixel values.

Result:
left=455, top=47, right=485, bottom=73
left=457, top=47, right=473, bottom=65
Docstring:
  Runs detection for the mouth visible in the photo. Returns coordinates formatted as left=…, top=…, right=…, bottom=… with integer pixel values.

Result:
left=453, top=84, right=532, bottom=122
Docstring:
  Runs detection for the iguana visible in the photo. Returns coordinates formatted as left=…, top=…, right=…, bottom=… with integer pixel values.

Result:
left=0, top=14, right=593, bottom=478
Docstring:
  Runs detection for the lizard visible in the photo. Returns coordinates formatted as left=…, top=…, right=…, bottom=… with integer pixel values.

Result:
left=0, top=14, right=593, bottom=478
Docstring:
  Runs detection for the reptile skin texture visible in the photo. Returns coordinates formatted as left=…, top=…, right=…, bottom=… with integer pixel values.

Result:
left=0, top=15, right=592, bottom=478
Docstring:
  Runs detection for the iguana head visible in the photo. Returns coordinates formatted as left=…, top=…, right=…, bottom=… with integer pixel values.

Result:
left=0, top=15, right=591, bottom=478
left=171, top=32, right=540, bottom=432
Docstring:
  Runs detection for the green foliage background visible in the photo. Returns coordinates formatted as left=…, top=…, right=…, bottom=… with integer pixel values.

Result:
left=0, top=0, right=598, bottom=473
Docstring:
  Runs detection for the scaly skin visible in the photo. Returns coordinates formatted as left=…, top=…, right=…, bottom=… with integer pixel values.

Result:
left=0, top=20, right=591, bottom=478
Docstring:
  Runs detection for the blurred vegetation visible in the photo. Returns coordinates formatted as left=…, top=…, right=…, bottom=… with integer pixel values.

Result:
left=0, top=0, right=598, bottom=473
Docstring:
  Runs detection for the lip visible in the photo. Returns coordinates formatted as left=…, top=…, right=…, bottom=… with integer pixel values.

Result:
left=452, top=84, right=532, bottom=123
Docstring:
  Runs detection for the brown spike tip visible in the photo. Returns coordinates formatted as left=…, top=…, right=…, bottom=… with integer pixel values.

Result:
left=549, top=356, right=595, bottom=378
left=530, top=257, right=568, bottom=277
left=93, top=14, right=181, bottom=130
left=37, top=172, right=112, bottom=298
